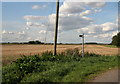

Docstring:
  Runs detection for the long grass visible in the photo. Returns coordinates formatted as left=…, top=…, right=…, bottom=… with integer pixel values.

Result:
left=2, top=48, right=118, bottom=83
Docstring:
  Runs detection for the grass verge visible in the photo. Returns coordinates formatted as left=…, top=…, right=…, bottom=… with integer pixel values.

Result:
left=2, top=48, right=118, bottom=83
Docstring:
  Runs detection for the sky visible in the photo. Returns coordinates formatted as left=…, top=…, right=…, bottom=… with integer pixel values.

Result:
left=1, top=1, right=119, bottom=43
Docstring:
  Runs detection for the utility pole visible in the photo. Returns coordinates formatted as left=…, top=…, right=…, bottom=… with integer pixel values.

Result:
left=79, top=33, right=84, bottom=57
left=54, top=0, right=59, bottom=56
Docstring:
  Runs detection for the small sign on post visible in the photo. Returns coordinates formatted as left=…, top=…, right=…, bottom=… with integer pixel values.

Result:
left=79, top=35, right=83, bottom=37
left=79, top=33, right=84, bottom=57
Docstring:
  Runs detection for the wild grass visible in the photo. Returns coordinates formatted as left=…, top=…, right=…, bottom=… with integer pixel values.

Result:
left=2, top=48, right=118, bottom=83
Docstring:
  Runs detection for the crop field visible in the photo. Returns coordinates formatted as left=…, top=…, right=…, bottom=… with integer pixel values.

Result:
left=2, top=45, right=119, bottom=83
left=2, top=44, right=119, bottom=65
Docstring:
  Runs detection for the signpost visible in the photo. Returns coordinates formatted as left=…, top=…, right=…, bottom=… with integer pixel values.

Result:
left=79, top=33, right=84, bottom=57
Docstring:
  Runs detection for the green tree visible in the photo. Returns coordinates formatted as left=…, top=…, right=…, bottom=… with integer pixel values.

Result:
left=28, top=41, right=35, bottom=44
left=35, top=40, right=41, bottom=44
left=117, top=32, right=120, bottom=46
left=111, top=32, right=120, bottom=47
left=28, top=40, right=43, bottom=44
left=112, top=35, right=117, bottom=45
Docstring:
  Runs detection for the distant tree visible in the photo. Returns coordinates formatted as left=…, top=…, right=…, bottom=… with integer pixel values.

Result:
left=111, top=32, right=120, bottom=47
left=85, top=42, right=98, bottom=44
left=28, top=41, right=36, bottom=44
left=35, top=40, right=41, bottom=44
left=28, top=40, right=43, bottom=44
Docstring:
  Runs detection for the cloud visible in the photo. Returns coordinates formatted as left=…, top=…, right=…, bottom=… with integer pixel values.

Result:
left=23, top=2, right=105, bottom=32
left=59, top=2, right=105, bottom=14
left=2, top=30, right=26, bottom=35
left=77, top=22, right=117, bottom=43
left=39, top=30, right=47, bottom=34
left=27, top=37, right=32, bottom=41
left=77, top=22, right=118, bottom=37
left=80, top=9, right=102, bottom=16
left=18, top=2, right=117, bottom=43
left=78, top=24, right=102, bottom=35
left=60, top=2, right=85, bottom=14
left=2, top=30, right=15, bottom=34
left=32, top=5, right=47, bottom=10
left=2, top=30, right=7, bottom=34
left=58, top=14, right=93, bottom=31
left=80, top=10, right=92, bottom=16
left=24, top=15, right=46, bottom=20
left=93, top=9, right=102, bottom=13
left=24, top=13, right=93, bottom=32
left=18, top=31, right=25, bottom=35
left=2, top=30, right=28, bottom=42
left=102, top=22, right=117, bottom=32
left=32, top=5, right=40, bottom=9
left=85, top=2, right=105, bottom=8
left=26, top=21, right=33, bottom=26
left=93, top=30, right=118, bottom=39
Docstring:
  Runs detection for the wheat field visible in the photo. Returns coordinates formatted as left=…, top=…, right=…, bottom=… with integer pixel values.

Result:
left=2, top=44, right=119, bottom=65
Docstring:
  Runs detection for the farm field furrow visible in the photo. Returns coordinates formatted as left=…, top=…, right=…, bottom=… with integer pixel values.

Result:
left=84, top=45, right=118, bottom=55
left=2, top=44, right=119, bottom=65
left=2, top=44, right=81, bottom=65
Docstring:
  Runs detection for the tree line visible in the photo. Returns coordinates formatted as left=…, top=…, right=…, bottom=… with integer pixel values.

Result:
left=2, top=40, right=44, bottom=44
left=2, top=32, right=120, bottom=46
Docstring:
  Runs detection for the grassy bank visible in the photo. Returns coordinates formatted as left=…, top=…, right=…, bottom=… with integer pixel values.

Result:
left=2, top=48, right=118, bottom=83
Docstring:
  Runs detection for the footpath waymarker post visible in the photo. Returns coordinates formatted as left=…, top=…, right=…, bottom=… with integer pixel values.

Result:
left=79, top=33, right=84, bottom=57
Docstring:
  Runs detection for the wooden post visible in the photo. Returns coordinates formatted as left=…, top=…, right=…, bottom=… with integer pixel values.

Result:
left=82, top=33, right=84, bottom=57
left=54, top=0, right=59, bottom=56
left=79, top=33, right=84, bottom=57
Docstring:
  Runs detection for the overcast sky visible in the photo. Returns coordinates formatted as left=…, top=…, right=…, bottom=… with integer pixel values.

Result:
left=1, top=1, right=119, bottom=43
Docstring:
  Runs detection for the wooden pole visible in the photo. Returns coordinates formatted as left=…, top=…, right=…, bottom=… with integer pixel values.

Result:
left=54, top=0, right=59, bottom=56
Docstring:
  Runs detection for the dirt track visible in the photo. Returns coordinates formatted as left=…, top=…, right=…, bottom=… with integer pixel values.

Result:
left=2, top=44, right=119, bottom=65
left=90, top=68, right=119, bottom=82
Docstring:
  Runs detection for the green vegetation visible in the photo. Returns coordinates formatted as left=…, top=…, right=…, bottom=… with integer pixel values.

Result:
left=2, top=48, right=118, bottom=83
left=111, top=32, right=120, bottom=47
left=103, top=45, right=118, bottom=48
left=28, top=40, right=44, bottom=44
left=1, top=40, right=45, bottom=45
